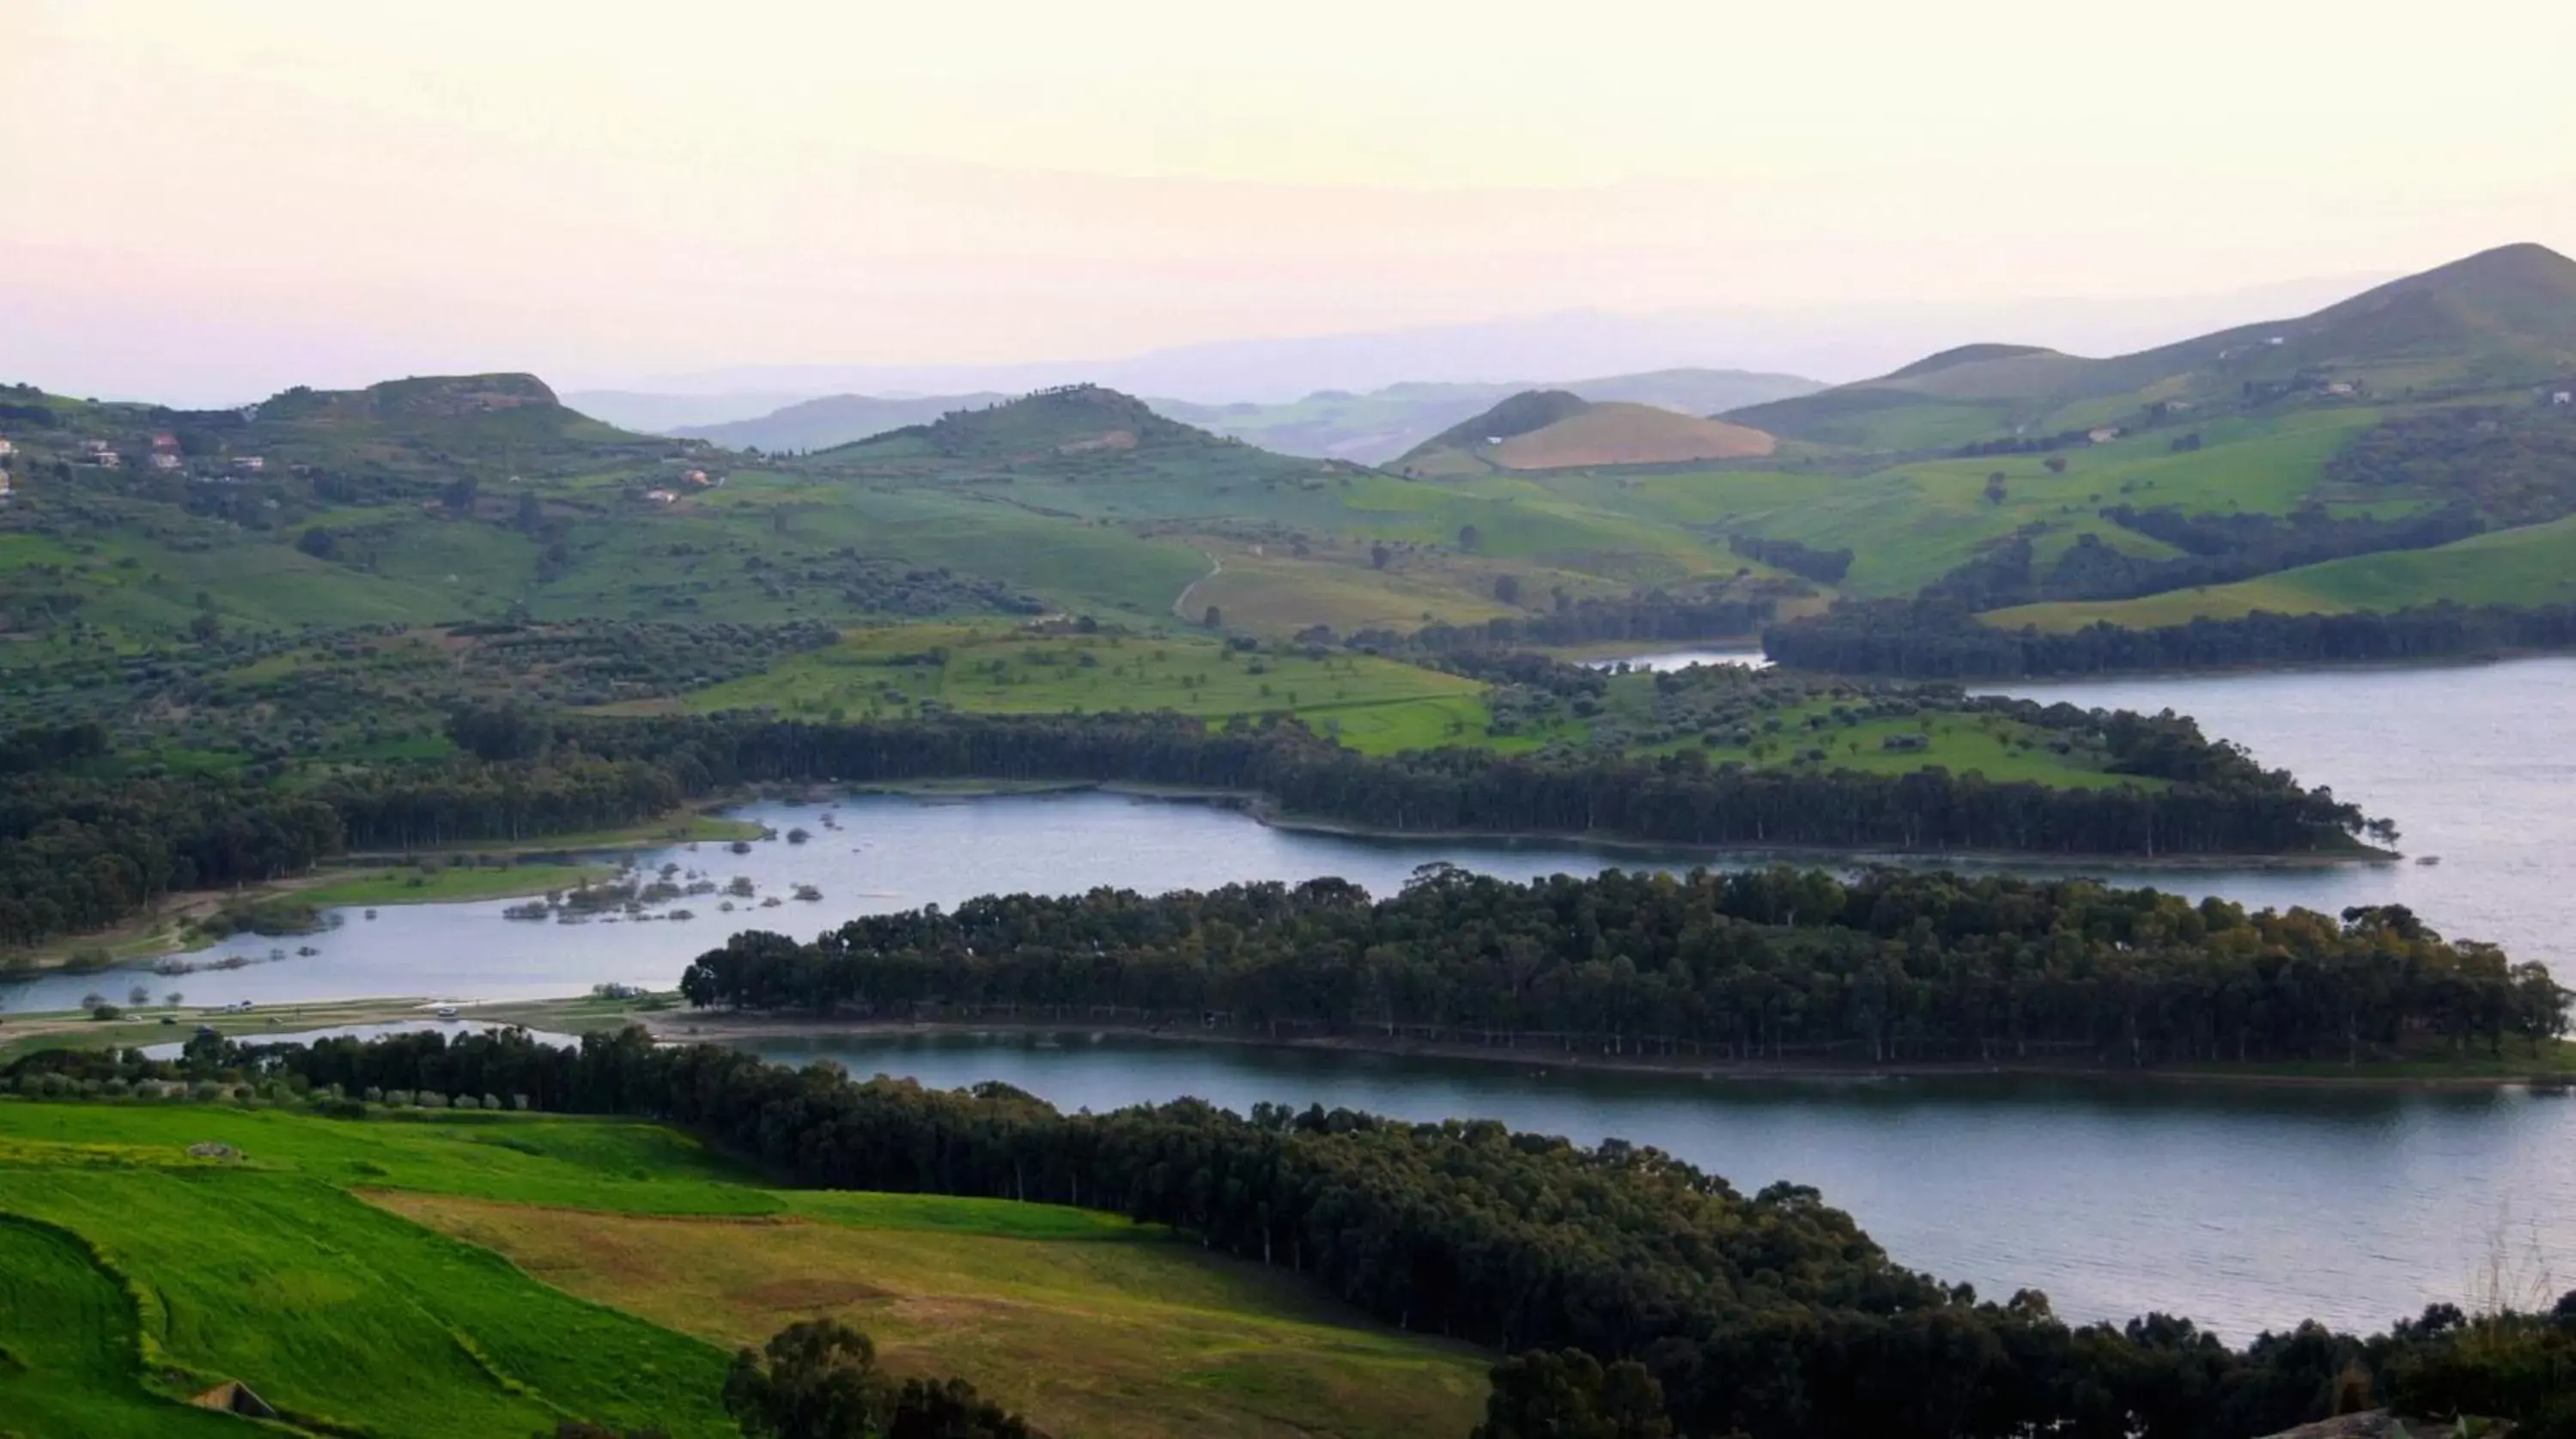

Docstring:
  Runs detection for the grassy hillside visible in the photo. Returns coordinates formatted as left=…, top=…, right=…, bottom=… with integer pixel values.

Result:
left=1984, top=512, right=2576, bottom=631
left=1526, top=407, right=2387, bottom=597
left=1396, top=391, right=1777, bottom=476
left=384, top=1191, right=1485, bottom=1439
left=632, top=622, right=1497, bottom=755
left=1727, top=242, right=2576, bottom=451
left=0, top=1099, right=1486, bottom=1439
left=12, top=250, right=2571, bottom=662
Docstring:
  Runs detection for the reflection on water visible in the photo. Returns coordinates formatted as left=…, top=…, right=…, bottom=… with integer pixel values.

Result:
left=746, top=1029, right=2576, bottom=1342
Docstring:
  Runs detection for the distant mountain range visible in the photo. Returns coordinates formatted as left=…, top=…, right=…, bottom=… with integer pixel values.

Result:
left=639, top=367, right=1821, bottom=463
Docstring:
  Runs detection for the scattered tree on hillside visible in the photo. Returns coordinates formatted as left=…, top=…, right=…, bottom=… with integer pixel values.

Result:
left=1370, top=543, right=1392, bottom=569
left=1493, top=574, right=1522, bottom=604
left=2044, top=455, right=2069, bottom=474
left=724, top=1321, right=888, bottom=1439
left=1985, top=472, right=2008, bottom=505
left=1472, top=1350, right=1673, bottom=1439
left=716, top=1320, right=1030, bottom=1439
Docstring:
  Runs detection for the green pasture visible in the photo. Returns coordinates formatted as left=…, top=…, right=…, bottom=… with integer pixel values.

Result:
left=1986, top=512, right=2576, bottom=632
left=654, top=624, right=1492, bottom=756
left=0, top=1099, right=1485, bottom=1439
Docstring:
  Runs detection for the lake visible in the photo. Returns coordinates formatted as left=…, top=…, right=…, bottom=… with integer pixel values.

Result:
left=9, top=655, right=2573, bottom=1340
left=1992, top=657, right=2576, bottom=980
left=11, top=656, right=2568, bottom=1015
left=741, top=1029, right=2576, bottom=1342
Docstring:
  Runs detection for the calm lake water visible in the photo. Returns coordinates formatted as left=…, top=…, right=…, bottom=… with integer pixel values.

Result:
left=9, top=656, right=2573, bottom=1339
left=1991, top=657, right=2576, bottom=980
left=742, top=1029, right=2576, bottom=1342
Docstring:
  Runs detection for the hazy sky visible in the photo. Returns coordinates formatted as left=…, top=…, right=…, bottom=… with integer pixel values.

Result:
left=5, top=0, right=2573, bottom=403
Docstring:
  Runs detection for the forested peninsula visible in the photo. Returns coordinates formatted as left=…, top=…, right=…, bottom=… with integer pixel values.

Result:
left=677, top=867, right=2567, bottom=1069
left=24, top=1023, right=2567, bottom=1439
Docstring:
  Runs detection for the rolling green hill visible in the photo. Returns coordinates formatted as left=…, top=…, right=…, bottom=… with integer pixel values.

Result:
left=1395, top=390, right=1777, bottom=476
left=0, top=1098, right=1485, bottom=1439
left=1984, top=512, right=2576, bottom=631
left=12, top=247, right=2573, bottom=665
left=1726, top=243, right=2576, bottom=451
left=829, top=383, right=1230, bottom=463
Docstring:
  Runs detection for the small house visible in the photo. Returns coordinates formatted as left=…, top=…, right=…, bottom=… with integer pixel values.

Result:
left=644, top=488, right=679, bottom=504
left=2086, top=427, right=2123, bottom=445
left=2319, top=380, right=2356, bottom=397
left=231, top=455, right=266, bottom=472
left=2552, top=391, right=2573, bottom=407
left=79, top=438, right=111, bottom=453
left=682, top=468, right=713, bottom=486
left=151, top=432, right=180, bottom=452
left=0, top=436, right=15, bottom=456
left=148, top=452, right=183, bottom=471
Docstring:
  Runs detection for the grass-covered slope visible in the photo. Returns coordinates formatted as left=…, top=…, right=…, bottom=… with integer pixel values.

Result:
left=0, top=1217, right=250, bottom=1438
left=1529, top=407, right=2385, bottom=597
left=629, top=622, right=1494, bottom=755
left=380, top=1192, right=1485, bottom=1439
left=0, top=1099, right=1485, bottom=1439
left=1984, top=511, right=2576, bottom=631
left=1397, top=390, right=1776, bottom=475
left=1727, top=242, right=2576, bottom=451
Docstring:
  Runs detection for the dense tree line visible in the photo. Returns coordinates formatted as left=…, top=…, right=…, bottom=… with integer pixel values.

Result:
left=2324, top=404, right=2576, bottom=527
left=538, top=707, right=2364, bottom=855
left=1922, top=504, right=2493, bottom=612
left=38, top=1023, right=2562, bottom=1439
left=676, top=868, right=2564, bottom=1066
left=1765, top=599, right=2576, bottom=678
left=0, top=684, right=2372, bottom=949
left=0, top=762, right=343, bottom=949
left=1727, top=535, right=1854, bottom=585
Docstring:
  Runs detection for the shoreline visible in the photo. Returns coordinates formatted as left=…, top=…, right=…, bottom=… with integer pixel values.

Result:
left=8, top=994, right=2563, bottom=1092
left=1949, top=647, right=2576, bottom=688
left=1, top=808, right=762, bottom=977
left=633, top=1011, right=2573, bottom=1094
left=0, top=780, right=2397, bottom=979
left=849, top=780, right=2395, bottom=871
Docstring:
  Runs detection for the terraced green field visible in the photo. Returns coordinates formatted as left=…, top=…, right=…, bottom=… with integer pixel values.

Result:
left=0, top=1100, right=1485, bottom=1439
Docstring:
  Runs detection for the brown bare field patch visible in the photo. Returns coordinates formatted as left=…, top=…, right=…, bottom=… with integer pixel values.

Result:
left=1494, top=403, right=1776, bottom=468
left=369, top=1191, right=1485, bottom=1439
